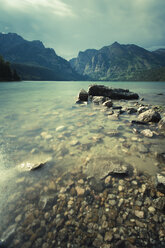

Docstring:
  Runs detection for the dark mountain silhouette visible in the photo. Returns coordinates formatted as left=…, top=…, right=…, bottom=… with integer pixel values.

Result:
left=0, top=33, right=82, bottom=81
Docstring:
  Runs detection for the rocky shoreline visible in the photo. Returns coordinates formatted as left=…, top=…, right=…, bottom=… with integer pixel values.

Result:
left=0, top=84, right=165, bottom=248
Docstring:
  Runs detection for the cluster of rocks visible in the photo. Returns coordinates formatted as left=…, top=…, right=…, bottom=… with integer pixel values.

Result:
left=76, top=84, right=165, bottom=172
left=1, top=166, right=165, bottom=248
left=0, top=84, right=164, bottom=248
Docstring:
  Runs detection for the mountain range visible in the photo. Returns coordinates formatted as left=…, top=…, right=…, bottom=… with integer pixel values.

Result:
left=0, top=33, right=82, bottom=81
left=70, top=42, right=165, bottom=81
left=0, top=32, right=165, bottom=81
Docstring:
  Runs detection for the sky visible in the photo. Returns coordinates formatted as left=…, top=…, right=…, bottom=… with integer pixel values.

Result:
left=0, top=0, right=165, bottom=60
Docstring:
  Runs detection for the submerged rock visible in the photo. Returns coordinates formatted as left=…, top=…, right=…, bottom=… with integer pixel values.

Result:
left=102, top=100, right=113, bottom=108
left=88, top=84, right=139, bottom=100
left=100, top=163, right=131, bottom=180
left=156, top=173, right=165, bottom=194
left=158, top=117, right=165, bottom=130
left=138, top=109, right=161, bottom=123
left=141, top=129, right=154, bottom=137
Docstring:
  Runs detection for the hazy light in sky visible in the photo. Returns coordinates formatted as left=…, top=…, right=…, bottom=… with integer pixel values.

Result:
left=0, top=0, right=165, bottom=60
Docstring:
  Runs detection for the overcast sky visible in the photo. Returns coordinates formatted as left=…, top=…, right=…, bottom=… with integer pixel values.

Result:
left=0, top=0, right=165, bottom=60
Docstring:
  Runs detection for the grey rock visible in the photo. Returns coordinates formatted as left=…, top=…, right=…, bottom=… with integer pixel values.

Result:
left=131, top=120, right=148, bottom=125
left=100, top=162, right=131, bottom=180
left=112, top=106, right=122, bottom=110
left=141, top=129, right=154, bottom=137
left=78, top=88, right=88, bottom=101
left=153, top=197, right=165, bottom=211
left=102, top=100, right=113, bottom=108
left=127, top=107, right=137, bottom=114
left=138, top=106, right=149, bottom=114
left=158, top=117, right=165, bottom=130
left=88, top=85, right=139, bottom=100
left=138, top=109, right=161, bottom=123
left=92, top=96, right=106, bottom=105
left=135, top=210, right=144, bottom=219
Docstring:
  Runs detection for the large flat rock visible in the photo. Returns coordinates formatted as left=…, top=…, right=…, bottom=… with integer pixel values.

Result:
left=88, top=84, right=139, bottom=100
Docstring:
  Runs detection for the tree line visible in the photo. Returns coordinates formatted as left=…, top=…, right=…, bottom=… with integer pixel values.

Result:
left=0, top=55, right=20, bottom=81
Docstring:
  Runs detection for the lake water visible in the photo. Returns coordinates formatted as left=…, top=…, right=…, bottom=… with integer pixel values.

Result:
left=0, top=81, right=165, bottom=247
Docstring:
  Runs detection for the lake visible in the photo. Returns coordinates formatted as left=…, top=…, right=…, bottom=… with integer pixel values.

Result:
left=0, top=81, right=165, bottom=248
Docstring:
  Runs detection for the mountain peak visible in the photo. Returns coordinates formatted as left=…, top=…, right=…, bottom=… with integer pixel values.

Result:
left=111, top=41, right=120, bottom=47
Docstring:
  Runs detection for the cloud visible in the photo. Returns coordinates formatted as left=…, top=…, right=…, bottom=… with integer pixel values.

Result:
left=0, top=0, right=165, bottom=59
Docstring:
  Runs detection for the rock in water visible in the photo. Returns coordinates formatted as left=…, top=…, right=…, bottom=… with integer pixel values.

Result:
left=158, top=117, right=165, bottom=130
left=156, top=174, right=165, bottom=194
left=88, top=84, right=139, bottom=100
left=141, top=129, right=154, bottom=137
left=92, top=96, right=106, bottom=105
left=102, top=100, right=113, bottom=108
left=78, top=88, right=88, bottom=101
left=138, top=109, right=161, bottom=123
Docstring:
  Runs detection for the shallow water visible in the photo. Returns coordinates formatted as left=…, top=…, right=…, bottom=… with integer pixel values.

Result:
left=0, top=81, right=165, bottom=246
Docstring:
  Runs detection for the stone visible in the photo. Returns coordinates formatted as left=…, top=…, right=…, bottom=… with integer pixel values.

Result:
left=158, top=117, right=165, bottom=130
left=135, top=210, right=144, bottom=219
left=141, top=129, right=154, bottom=137
left=75, top=186, right=85, bottom=196
left=153, top=197, right=165, bottom=211
left=40, top=132, right=52, bottom=140
left=92, top=96, right=106, bottom=105
left=88, top=85, right=139, bottom=100
left=20, top=160, right=49, bottom=171
left=70, top=140, right=79, bottom=146
left=100, top=162, right=131, bottom=180
left=148, top=207, right=155, bottom=213
left=56, top=126, right=65, bottom=132
left=78, top=88, right=88, bottom=101
left=138, top=106, right=149, bottom=114
left=156, top=174, right=165, bottom=193
left=15, top=214, right=22, bottom=223
left=131, top=120, right=148, bottom=125
left=138, top=109, right=161, bottom=123
left=109, top=200, right=116, bottom=206
left=104, top=231, right=113, bottom=242
left=127, top=107, right=137, bottom=114
left=102, top=100, right=113, bottom=108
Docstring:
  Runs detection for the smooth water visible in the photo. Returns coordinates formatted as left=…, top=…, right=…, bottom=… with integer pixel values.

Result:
left=0, top=81, right=165, bottom=245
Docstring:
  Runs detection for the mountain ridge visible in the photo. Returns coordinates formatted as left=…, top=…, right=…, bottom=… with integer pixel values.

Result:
left=0, top=32, right=82, bottom=81
left=70, top=42, right=165, bottom=81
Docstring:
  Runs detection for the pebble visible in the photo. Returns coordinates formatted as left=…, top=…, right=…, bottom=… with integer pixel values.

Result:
left=75, top=186, right=85, bottom=196
left=135, top=210, right=144, bottom=219
left=56, top=126, right=65, bottom=132
left=104, top=231, right=113, bottom=242
left=148, top=206, right=155, bottom=213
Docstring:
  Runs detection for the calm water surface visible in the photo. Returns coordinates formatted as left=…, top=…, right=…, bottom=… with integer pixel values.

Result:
left=0, top=81, right=165, bottom=245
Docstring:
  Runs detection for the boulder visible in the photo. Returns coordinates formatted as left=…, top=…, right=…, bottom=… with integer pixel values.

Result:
left=102, top=100, right=113, bottom=108
left=138, top=109, right=161, bottom=123
left=158, top=117, right=165, bottom=130
left=78, top=88, right=88, bottom=101
left=100, top=163, right=131, bottom=180
left=88, top=84, right=139, bottom=100
left=92, top=96, right=106, bottom=105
